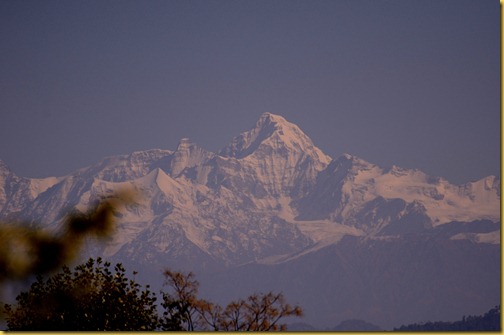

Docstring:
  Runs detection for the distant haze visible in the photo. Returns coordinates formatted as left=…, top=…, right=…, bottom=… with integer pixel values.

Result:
left=0, top=0, right=499, bottom=184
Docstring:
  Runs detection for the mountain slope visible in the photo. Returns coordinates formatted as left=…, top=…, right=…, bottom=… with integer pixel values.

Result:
left=0, top=113, right=498, bottom=262
left=295, top=154, right=499, bottom=234
left=219, top=112, right=331, bottom=198
left=0, top=112, right=499, bottom=329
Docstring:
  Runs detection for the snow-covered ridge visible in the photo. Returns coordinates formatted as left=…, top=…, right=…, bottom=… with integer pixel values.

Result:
left=295, top=153, right=499, bottom=229
left=0, top=113, right=499, bottom=266
left=341, top=156, right=500, bottom=225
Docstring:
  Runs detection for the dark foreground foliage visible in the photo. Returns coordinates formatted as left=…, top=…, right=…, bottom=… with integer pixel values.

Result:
left=0, top=196, right=125, bottom=283
left=0, top=193, right=302, bottom=331
left=394, top=305, right=500, bottom=331
left=3, top=258, right=159, bottom=330
left=161, top=269, right=303, bottom=331
left=3, top=258, right=302, bottom=331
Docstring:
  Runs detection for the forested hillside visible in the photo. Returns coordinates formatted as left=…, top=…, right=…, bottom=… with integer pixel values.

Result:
left=394, top=305, right=500, bottom=331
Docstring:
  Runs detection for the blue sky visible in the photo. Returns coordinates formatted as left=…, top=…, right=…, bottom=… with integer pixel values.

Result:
left=0, top=0, right=499, bottom=184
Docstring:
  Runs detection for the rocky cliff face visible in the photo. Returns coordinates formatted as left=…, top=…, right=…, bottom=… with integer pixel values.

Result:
left=0, top=113, right=499, bottom=329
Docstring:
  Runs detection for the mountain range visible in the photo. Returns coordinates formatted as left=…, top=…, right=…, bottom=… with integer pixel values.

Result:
left=0, top=113, right=500, bottom=329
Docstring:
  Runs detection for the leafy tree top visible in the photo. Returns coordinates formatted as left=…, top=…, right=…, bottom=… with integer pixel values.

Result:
left=3, top=257, right=159, bottom=331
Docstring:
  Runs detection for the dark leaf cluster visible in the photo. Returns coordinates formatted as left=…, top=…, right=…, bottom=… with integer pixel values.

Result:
left=3, top=258, right=159, bottom=331
left=0, top=194, right=129, bottom=282
left=3, top=259, right=303, bottom=331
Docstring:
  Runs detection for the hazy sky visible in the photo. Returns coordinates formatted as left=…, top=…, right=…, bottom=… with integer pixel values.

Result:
left=0, top=0, right=499, bottom=184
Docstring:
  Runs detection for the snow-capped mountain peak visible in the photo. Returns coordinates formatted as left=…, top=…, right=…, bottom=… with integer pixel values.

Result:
left=0, top=112, right=498, bottom=331
left=219, top=112, right=331, bottom=165
left=214, top=113, right=332, bottom=198
left=0, top=112, right=499, bottom=261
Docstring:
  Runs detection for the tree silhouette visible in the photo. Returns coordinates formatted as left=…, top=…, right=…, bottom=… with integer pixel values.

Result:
left=394, top=305, right=500, bottom=331
left=3, top=258, right=159, bottom=331
left=161, top=269, right=303, bottom=331
left=1, top=191, right=303, bottom=331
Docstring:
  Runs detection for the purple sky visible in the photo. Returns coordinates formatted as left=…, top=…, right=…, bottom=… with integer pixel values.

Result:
left=0, top=0, right=499, bottom=184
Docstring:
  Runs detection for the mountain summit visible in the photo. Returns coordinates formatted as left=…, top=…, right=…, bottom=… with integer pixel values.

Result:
left=0, top=112, right=498, bottom=253
left=217, top=113, right=331, bottom=198
left=0, top=112, right=499, bottom=329
left=220, top=112, right=330, bottom=164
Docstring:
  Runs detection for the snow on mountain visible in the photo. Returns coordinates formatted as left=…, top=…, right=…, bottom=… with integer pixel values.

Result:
left=0, top=113, right=500, bottom=263
left=169, top=138, right=215, bottom=178
left=451, top=229, right=500, bottom=244
left=27, top=177, right=61, bottom=199
left=220, top=113, right=331, bottom=164
left=374, top=168, right=499, bottom=225
left=0, top=113, right=499, bottom=264
left=80, top=168, right=200, bottom=257
left=0, top=113, right=499, bottom=330
left=295, top=153, right=500, bottom=235
left=219, top=112, right=331, bottom=198
left=0, top=160, right=60, bottom=218
left=77, top=149, right=174, bottom=182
